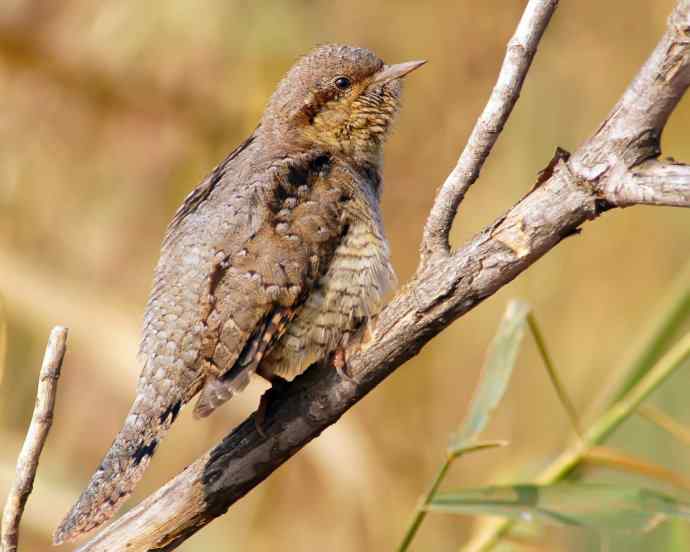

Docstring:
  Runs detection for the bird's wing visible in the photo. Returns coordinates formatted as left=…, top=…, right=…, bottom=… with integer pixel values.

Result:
left=55, top=140, right=346, bottom=543
left=192, top=152, right=350, bottom=416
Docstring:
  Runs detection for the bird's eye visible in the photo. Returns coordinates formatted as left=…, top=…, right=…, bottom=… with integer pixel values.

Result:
left=334, top=76, right=351, bottom=90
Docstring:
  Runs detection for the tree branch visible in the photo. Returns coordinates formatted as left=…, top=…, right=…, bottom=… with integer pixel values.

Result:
left=568, top=0, right=690, bottom=200
left=420, top=0, right=559, bottom=264
left=1, top=327, right=67, bottom=552
left=604, top=160, right=690, bottom=207
left=76, top=1, right=690, bottom=550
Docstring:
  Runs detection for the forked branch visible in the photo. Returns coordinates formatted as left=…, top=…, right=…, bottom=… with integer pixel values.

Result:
left=420, top=0, right=560, bottom=264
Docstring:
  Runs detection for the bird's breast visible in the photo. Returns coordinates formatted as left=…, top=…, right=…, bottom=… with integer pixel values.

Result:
left=263, top=217, right=395, bottom=379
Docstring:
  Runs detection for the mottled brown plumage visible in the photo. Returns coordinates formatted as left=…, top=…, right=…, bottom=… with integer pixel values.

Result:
left=54, top=44, right=424, bottom=544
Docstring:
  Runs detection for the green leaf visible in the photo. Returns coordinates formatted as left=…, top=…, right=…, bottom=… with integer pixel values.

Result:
left=668, top=518, right=690, bottom=551
left=639, top=405, right=690, bottom=447
left=584, top=446, right=690, bottom=493
left=429, top=483, right=690, bottom=532
left=449, top=300, right=530, bottom=455
left=451, top=440, right=509, bottom=459
left=603, top=260, right=690, bottom=408
left=465, top=330, right=690, bottom=552
left=397, top=302, right=525, bottom=552
left=527, top=312, right=581, bottom=436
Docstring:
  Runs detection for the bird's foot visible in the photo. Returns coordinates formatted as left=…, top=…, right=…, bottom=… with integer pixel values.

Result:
left=333, top=347, right=356, bottom=384
left=255, top=375, right=290, bottom=438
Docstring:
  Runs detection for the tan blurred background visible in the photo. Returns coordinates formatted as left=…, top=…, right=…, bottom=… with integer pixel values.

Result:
left=1, top=1, right=689, bottom=551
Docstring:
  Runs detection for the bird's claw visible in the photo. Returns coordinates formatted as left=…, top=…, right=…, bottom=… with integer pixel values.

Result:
left=334, top=348, right=355, bottom=383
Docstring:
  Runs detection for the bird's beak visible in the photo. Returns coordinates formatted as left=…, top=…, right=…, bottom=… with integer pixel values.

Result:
left=370, top=59, right=427, bottom=85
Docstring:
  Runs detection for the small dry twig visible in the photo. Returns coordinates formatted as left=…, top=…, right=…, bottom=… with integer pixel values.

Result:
left=1, top=326, right=68, bottom=552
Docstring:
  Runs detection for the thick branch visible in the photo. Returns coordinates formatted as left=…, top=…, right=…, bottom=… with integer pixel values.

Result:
left=78, top=1, right=690, bottom=551
left=1, top=327, right=67, bottom=552
left=420, top=0, right=559, bottom=264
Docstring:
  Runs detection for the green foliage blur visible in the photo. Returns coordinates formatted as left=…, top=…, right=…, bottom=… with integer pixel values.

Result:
left=0, top=1, right=688, bottom=550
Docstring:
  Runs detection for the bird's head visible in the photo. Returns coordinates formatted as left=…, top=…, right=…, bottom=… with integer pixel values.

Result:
left=263, top=44, right=425, bottom=164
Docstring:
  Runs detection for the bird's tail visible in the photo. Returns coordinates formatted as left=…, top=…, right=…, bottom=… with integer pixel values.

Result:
left=53, top=386, right=190, bottom=544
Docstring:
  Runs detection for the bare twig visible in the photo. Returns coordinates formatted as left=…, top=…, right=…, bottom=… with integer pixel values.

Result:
left=604, top=160, right=690, bottom=207
left=419, top=0, right=559, bottom=264
left=75, top=1, right=690, bottom=550
left=1, top=326, right=67, bottom=552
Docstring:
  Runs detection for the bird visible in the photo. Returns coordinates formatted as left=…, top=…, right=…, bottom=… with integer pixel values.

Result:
left=54, top=44, right=425, bottom=544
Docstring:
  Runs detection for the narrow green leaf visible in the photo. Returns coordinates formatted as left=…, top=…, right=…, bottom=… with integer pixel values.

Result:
left=429, top=483, right=690, bottom=532
left=638, top=405, right=690, bottom=447
left=450, top=300, right=530, bottom=451
left=465, top=329, right=690, bottom=551
left=398, top=302, right=526, bottom=552
left=450, top=440, right=509, bottom=459
left=599, top=260, right=690, bottom=409
left=668, top=518, right=690, bottom=552
left=583, top=446, right=690, bottom=493
left=398, top=457, right=453, bottom=552
left=526, top=312, right=581, bottom=436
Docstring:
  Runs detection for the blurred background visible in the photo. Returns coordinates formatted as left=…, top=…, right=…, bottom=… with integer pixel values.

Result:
left=1, top=1, right=689, bottom=550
